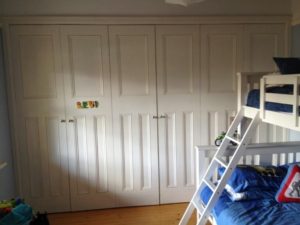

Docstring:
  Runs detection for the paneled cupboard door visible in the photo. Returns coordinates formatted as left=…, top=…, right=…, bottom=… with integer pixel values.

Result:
left=109, top=25, right=159, bottom=206
left=200, top=25, right=243, bottom=147
left=244, top=24, right=288, bottom=143
left=156, top=25, right=201, bottom=203
left=10, top=25, right=70, bottom=212
left=244, top=24, right=286, bottom=73
left=61, top=25, right=116, bottom=210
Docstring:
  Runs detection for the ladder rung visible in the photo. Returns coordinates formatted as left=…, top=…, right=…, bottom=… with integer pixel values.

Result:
left=243, top=106, right=259, bottom=119
left=203, top=178, right=216, bottom=192
left=225, top=135, right=240, bottom=145
left=192, top=199, right=204, bottom=214
left=179, top=107, right=260, bottom=225
left=214, top=157, right=228, bottom=168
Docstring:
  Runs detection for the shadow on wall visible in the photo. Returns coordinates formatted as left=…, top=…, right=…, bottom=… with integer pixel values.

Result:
left=0, top=29, right=15, bottom=200
left=292, top=25, right=300, bottom=57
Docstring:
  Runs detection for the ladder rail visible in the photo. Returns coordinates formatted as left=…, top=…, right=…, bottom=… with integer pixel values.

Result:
left=179, top=107, right=260, bottom=225
left=213, top=107, right=246, bottom=163
left=196, top=111, right=260, bottom=225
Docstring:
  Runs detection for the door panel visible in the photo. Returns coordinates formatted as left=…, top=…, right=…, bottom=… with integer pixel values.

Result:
left=200, top=25, right=243, bottom=146
left=244, top=24, right=289, bottom=143
left=244, top=24, right=286, bottom=72
left=10, top=25, right=70, bottom=212
left=156, top=25, right=200, bottom=203
left=61, top=25, right=115, bottom=210
left=109, top=25, right=159, bottom=206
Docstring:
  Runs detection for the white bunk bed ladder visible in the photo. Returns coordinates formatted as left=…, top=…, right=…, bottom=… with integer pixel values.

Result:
left=179, top=106, right=260, bottom=225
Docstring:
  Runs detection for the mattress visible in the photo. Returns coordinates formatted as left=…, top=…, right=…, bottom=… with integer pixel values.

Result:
left=200, top=186, right=300, bottom=225
left=246, top=85, right=294, bottom=112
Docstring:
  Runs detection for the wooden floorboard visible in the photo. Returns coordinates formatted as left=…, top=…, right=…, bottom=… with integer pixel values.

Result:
left=48, top=203, right=197, bottom=225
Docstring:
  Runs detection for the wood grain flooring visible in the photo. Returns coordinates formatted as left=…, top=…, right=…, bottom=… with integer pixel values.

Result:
left=48, top=203, right=198, bottom=225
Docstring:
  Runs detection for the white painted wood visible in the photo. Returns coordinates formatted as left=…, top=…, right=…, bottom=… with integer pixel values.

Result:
left=156, top=25, right=200, bottom=203
left=109, top=25, right=159, bottom=206
left=265, top=93, right=293, bottom=104
left=3, top=18, right=291, bottom=212
left=244, top=24, right=286, bottom=72
left=196, top=142, right=300, bottom=184
left=192, top=140, right=300, bottom=224
left=180, top=107, right=261, bottom=225
left=237, top=72, right=270, bottom=111
left=237, top=72, right=269, bottom=142
left=200, top=25, right=243, bottom=145
left=61, top=25, right=115, bottom=211
left=244, top=24, right=288, bottom=143
left=10, top=25, right=70, bottom=212
left=240, top=72, right=300, bottom=132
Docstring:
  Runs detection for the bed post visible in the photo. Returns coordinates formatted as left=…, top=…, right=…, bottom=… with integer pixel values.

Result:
left=237, top=72, right=248, bottom=111
left=237, top=72, right=250, bottom=137
left=293, top=76, right=299, bottom=127
left=260, top=77, right=266, bottom=120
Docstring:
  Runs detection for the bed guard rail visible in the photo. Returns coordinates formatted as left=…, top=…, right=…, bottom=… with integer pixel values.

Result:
left=260, top=74, right=300, bottom=128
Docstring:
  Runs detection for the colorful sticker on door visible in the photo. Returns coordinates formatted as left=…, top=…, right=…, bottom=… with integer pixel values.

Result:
left=76, top=101, right=99, bottom=109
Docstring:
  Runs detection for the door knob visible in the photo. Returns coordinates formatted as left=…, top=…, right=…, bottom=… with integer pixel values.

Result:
left=153, top=115, right=167, bottom=119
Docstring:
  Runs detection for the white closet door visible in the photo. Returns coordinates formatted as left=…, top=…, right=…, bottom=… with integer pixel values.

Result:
left=244, top=24, right=286, bottom=73
left=244, top=24, right=288, bottom=143
left=61, top=25, right=115, bottom=210
left=156, top=25, right=200, bottom=203
left=109, top=25, right=159, bottom=206
left=10, top=25, right=70, bottom=212
left=200, top=25, right=243, bottom=146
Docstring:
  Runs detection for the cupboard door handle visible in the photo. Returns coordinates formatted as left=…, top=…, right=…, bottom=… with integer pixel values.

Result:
left=160, top=114, right=167, bottom=119
left=153, top=116, right=159, bottom=119
left=61, top=119, right=66, bottom=123
left=69, top=119, right=75, bottom=123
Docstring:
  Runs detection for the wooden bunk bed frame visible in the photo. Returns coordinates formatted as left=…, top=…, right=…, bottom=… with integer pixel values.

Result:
left=181, top=72, right=300, bottom=225
left=237, top=72, right=300, bottom=131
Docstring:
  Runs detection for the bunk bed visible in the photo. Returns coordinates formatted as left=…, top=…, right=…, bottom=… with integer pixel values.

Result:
left=196, top=143, right=300, bottom=225
left=238, top=71, right=300, bottom=131
left=202, top=72, right=300, bottom=225
left=180, top=70, right=300, bottom=225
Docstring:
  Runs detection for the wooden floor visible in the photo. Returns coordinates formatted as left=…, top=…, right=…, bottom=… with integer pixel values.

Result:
left=48, top=203, right=197, bottom=225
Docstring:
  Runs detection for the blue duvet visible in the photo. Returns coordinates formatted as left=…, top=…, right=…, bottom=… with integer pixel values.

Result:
left=247, top=85, right=294, bottom=112
left=201, top=187, right=300, bottom=225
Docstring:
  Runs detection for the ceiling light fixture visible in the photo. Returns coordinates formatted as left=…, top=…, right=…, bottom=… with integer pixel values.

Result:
left=165, top=0, right=206, bottom=7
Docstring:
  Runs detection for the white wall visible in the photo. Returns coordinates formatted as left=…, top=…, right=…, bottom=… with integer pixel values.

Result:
left=0, top=29, right=15, bottom=200
left=292, top=0, right=300, bottom=24
left=0, top=0, right=291, bottom=16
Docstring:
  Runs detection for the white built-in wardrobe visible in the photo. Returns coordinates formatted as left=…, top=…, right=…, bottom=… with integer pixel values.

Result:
left=2, top=16, right=290, bottom=212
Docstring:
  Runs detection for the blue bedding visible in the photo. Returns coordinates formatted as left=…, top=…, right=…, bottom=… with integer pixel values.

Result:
left=201, top=186, right=300, bottom=225
left=247, top=85, right=294, bottom=112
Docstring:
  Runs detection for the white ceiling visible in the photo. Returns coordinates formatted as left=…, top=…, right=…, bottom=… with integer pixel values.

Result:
left=0, top=0, right=292, bottom=16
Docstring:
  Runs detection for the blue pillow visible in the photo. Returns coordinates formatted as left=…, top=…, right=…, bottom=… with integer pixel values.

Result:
left=273, top=57, right=300, bottom=74
left=218, top=165, right=287, bottom=193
